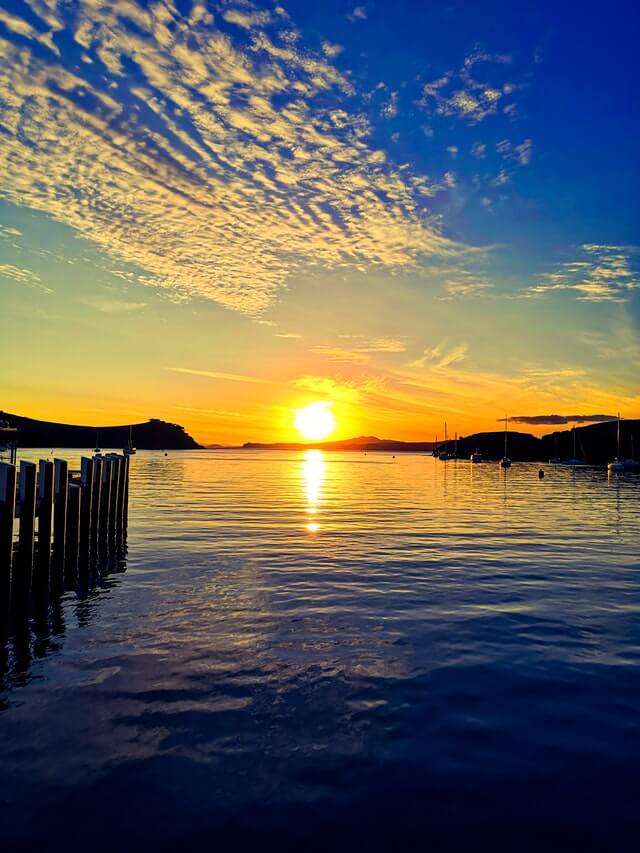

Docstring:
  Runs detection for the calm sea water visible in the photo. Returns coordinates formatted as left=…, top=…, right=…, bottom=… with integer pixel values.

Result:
left=1, top=449, right=639, bottom=850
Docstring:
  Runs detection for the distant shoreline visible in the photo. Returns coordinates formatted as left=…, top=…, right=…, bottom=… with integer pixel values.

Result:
left=2, top=411, right=637, bottom=465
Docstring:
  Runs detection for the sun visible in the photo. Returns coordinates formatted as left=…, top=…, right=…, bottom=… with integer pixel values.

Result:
left=294, top=402, right=336, bottom=441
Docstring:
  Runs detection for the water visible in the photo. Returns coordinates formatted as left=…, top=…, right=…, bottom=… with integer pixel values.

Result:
left=1, top=450, right=639, bottom=850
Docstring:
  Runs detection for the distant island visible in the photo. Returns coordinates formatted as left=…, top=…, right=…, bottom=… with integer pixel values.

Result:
left=0, top=411, right=202, bottom=450
left=2, top=411, right=637, bottom=465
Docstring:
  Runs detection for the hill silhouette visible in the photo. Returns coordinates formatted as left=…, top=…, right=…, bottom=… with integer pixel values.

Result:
left=0, top=411, right=201, bottom=450
left=242, top=420, right=639, bottom=464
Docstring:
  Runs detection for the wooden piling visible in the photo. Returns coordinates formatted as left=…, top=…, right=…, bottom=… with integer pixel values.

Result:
left=37, top=460, right=54, bottom=565
left=53, top=459, right=68, bottom=561
left=123, top=455, right=130, bottom=525
left=107, top=455, right=120, bottom=537
left=116, top=455, right=127, bottom=531
left=18, top=461, right=37, bottom=564
left=0, top=463, right=17, bottom=570
left=66, top=483, right=81, bottom=566
left=91, top=456, right=103, bottom=543
left=79, top=457, right=94, bottom=548
left=99, top=456, right=112, bottom=535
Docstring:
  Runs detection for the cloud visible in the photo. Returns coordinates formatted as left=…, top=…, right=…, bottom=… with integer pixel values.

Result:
left=471, top=142, right=486, bottom=159
left=0, top=0, right=462, bottom=315
left=165, top=367, right=271, bottom=384
left=311, top=336, right=407, bottom=362
left=509, top=414, right=617, bottom=425
left=380, top=91, right=398, bottom=119
left=0, top=262, right=53, bottom=292
left=443, top=275, right=492, bottom=297
left=84, top=298, right=147, bottom=313
left=496, top=138, right=532, bottom=166
left=293, top=375, right=379, bottom=402
left=347, top=6, right=368, bottom=22
left=525, top=244, right=640, bottom=302
left=408, top=340, right=468, bottom=369
left=0, top=224, right=22, bottom=238
left=418, top=50, right=515, bottom=125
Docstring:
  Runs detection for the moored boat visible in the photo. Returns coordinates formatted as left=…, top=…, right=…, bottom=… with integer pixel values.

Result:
left=499, top=414, right=511, bottom=468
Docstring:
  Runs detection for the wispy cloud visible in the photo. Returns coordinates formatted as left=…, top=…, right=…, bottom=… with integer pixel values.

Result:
left=407, top=340, right=468, bottom=369
left=293, top=374, right=381, bottom=402
left=84, top=298, right=147, bottom=314
left=525, top=244, right=640, bottom=302
left=166, top=367, right=271, bottom=385
left=509, top=413, right=617, bottom=425
left=418, top=51, right=515, bottom=124
left=0, top=0, right=462, bottom=315
left=0, top=263, right=52, bottom=292
left=497, top=138, right=533, bottom=166
left=311, top=336, right=407, bottom=363
left=347, top=6, right=368, bottom=22
left=443, top=275, right=492, bottom=297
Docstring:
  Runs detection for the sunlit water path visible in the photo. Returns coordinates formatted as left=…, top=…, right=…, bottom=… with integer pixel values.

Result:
left=1, top=450, right=639, bottom=849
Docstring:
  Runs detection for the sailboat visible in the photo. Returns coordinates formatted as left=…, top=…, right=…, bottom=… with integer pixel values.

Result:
left=470, top=448, right=483, bottom=463
left=608, top=413, right=626, bottom=472
left=499, top=415, right=511, bottom=468
left=557, top=427, right=585, bottom=466
left=123, top=424, right=137, bottom=456
left=432, top=434, right=440, bottom=458
left=439, top=422, right=454, bottom=460
left=94, top=431, right=101, bottom=454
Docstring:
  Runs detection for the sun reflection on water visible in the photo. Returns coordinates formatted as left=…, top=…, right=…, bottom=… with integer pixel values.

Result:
left=302, top=449, right=325, bottom=533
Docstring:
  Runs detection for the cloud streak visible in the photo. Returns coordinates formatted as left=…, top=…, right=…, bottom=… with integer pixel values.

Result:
left=509, top=414, right=617, bottom=425
left=166, top=367, right=271, bottom=385
left=0, top=0, right=463, bottom=314
left=525, top=245, right=640, bottom=302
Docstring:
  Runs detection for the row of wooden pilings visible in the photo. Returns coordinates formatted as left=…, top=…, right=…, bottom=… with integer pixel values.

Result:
left=0, top=454, right=130, bottom=573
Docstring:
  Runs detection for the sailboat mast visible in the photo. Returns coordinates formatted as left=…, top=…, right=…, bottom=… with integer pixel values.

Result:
left=573, top=427, right=576, bottom=459
left=617, top=412, right=620, bottom=458
left=504, top=415, right=508, bottom=456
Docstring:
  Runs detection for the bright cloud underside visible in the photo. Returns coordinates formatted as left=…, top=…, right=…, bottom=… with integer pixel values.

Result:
left=0, top=0, right=462, bottom=314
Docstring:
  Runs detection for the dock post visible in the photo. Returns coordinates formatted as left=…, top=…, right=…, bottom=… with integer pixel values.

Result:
left=79, top=457, right=94, bottom=550
left=37, top=460, right=54, bottom=567
left=99, top=456, right=112, bottom=537
left=91, top=456, right=103, bottom=544
left=66, top=483, right=81, bottom=567
left=123, top=455, right=130, bottom=526
left=18, top=461, right=37, bottom=566
left=107, top=455, right=120, bottom=538
left=116, top=455, right=127, bottom=532
left=53, top=459, right=68, bottom=562
left=0, top=463, right=17, bottom=571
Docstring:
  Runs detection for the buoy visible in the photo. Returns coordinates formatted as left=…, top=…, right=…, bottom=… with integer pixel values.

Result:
left=538, top=469, right=544, bottom=479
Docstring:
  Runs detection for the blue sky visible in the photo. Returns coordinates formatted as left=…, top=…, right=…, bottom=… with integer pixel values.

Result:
left=0, top=0, right=638, bottom=442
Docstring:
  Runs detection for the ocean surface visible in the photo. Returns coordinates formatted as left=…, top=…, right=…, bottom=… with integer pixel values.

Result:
left=1, top=449, right=639, bottom=850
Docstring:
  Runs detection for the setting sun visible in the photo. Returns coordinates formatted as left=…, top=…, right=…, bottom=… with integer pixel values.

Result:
left=294, top=402, right=336, bottom=441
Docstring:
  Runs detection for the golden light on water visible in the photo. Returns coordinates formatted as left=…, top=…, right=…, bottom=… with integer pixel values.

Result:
left=302, top=449, right=325, bottom=533
left=294, top=402, right=336, bottom=441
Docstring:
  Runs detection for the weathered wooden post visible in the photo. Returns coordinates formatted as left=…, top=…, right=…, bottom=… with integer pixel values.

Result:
left=53, top=459, right=68, bottom=561
left=37, top=460, right=54, bottom=567
left=116, top=455, right=127, bottom=532
left=79, top=456, right=94, bottom=549
left=107, top=455, right=120, bottom=538
left=18, top=461, right=37, bottom=565
left=66, top=483, right=81, bottom=567
left=99, top=456, right=112, bottom=536
left=0, top=463, right=17, bottom=571
left=91, top=456, right=103, bottom=543
left=123, top=454, right=130, bottom=524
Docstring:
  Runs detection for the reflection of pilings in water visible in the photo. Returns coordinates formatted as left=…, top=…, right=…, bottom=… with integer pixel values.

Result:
left=1, top=530, right=128, bottom=695
left=0, top=453, right=130, bottom=696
